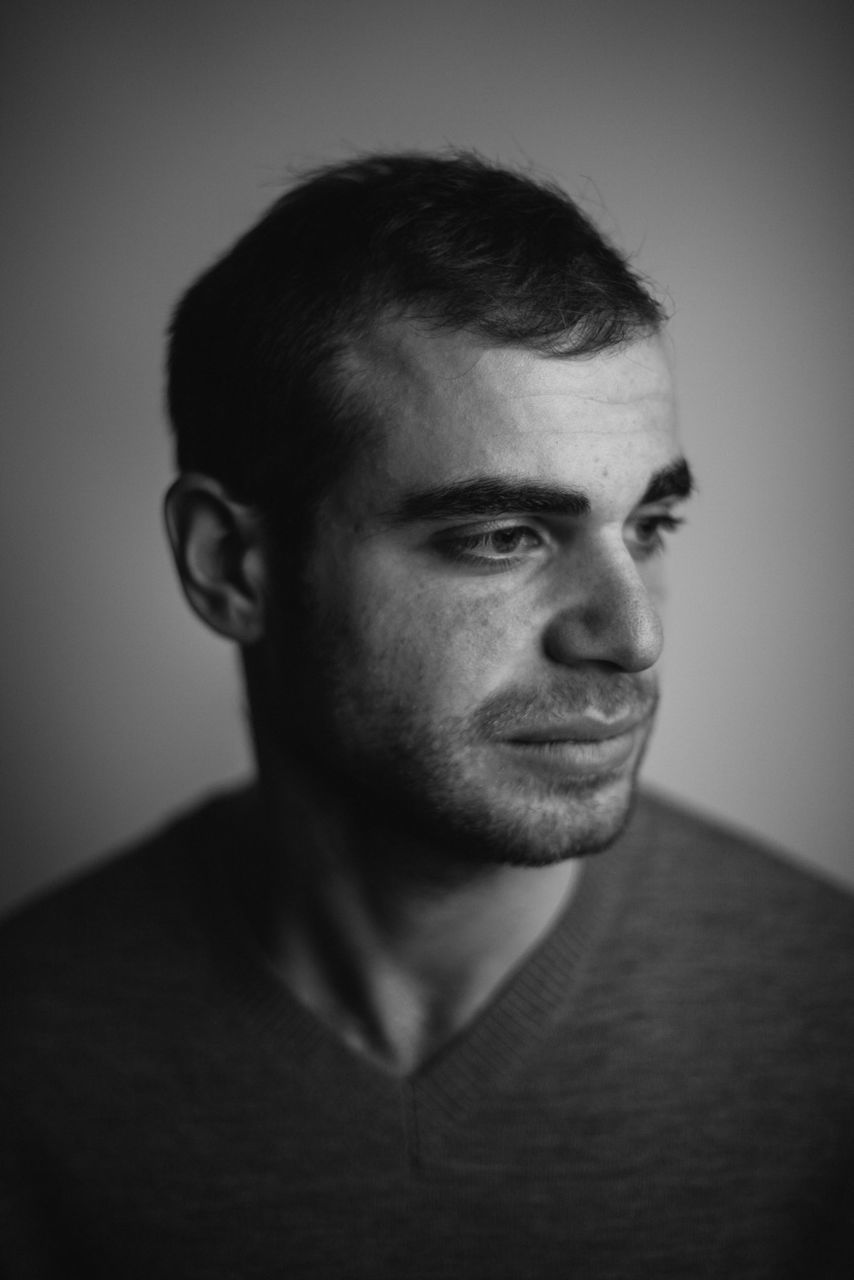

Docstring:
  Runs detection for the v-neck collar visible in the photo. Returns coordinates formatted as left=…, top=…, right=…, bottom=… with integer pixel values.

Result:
left=188, top=787, right=650, bottom=1134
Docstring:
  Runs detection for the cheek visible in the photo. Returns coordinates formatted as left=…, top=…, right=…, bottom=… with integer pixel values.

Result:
left=349, top=575, right=537, bottom=714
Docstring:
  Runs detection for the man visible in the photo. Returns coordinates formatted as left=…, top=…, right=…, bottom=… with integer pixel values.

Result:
left=1, top=152, right=852, bottom=1277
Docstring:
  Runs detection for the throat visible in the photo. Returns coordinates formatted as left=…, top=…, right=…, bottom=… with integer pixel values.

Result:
left=262, top=854, right=582, bottom=1076
left=329, top=970, right=482, bottom=1076
left=236, top=774, right=583, bottom=1074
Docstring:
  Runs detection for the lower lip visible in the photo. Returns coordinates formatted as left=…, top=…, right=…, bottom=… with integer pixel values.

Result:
left=498, top=729, right=639, bottom=780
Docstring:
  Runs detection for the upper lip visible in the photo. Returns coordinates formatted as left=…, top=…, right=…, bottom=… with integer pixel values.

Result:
left=504, top=714, right=648, bottom=744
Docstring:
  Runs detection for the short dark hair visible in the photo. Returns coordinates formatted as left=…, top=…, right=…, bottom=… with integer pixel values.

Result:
left=167, top=151, right=665, bottom=530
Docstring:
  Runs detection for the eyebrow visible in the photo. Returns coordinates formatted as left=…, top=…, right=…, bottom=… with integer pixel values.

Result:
left=384, top=457, right=695, bottom=525
left=639, top=457, right=695, bottom=505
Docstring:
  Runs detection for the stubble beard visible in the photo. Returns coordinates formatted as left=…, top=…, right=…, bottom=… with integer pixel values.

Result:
left=346, top=704, right=654, bottom=870
left=258, top=579, right=658, bottom=874
left=272, top=667, right=657, bottom=874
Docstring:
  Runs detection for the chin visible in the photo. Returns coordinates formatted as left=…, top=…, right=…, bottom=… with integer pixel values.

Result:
left=399, top=763, right=642, bottom=872
left=504, top=793, right=637, bottom=866
left=486, top=772, right=640, bottom=867
left=471, top=720, right=653, bottom=867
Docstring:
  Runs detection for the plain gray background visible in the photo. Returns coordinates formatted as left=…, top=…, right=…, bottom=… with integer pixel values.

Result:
left=2, top=0, right=852, bottom=911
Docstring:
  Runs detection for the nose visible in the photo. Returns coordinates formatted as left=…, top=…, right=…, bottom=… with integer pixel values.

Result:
left=542, top=540, right=664, bottom=673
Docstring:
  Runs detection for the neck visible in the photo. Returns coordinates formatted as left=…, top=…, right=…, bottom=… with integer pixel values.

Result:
left=240, top=760, right=582, bottom=1076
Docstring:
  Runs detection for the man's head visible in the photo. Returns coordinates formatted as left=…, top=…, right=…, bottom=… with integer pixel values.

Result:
left=167, top=151, right=665, bottom=543
left=165, top=151, right=691, bottom=868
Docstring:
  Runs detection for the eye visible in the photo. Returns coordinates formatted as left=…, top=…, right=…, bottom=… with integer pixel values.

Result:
left=437, top=524, right=545, bottom=566
left=627, top=512, right=685, bottom=560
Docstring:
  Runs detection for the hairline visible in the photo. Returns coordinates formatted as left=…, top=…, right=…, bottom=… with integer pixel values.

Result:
left=321, top=310, right=667, bottom=476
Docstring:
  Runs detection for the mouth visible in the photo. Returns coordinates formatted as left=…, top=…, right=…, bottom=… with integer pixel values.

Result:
left=506, top=714, right=649, bottom=745
left=497, top=713, right=651, bottom=779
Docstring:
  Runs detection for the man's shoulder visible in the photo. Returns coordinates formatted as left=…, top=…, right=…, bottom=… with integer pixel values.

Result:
left=637, top=788, right=854, bottom=905
left=630, top=789, right=854, bottom=989
left=0, top=785, right=251, bottom=1015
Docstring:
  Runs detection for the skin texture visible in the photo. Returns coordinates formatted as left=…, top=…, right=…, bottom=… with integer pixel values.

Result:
left=263, top=326, right=684, bottom=867
left=167, top=324, right=688, bottom=1071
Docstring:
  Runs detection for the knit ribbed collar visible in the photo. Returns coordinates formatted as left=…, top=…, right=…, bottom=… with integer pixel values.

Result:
left=187, top=787, right=652, bottom=1129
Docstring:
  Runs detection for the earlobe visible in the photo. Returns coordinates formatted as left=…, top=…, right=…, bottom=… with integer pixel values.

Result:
left=164, top=475, right=268, bottom=644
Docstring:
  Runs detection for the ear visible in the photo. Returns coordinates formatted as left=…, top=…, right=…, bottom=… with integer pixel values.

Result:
left=164, top=475, right=269, bottom=644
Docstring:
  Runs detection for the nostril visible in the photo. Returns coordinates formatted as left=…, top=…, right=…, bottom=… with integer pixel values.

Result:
left=543, top=573, right=663, bottom=674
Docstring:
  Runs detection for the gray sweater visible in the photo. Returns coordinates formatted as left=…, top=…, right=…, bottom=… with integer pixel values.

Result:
left=1, top=789, right=852, bottom=1278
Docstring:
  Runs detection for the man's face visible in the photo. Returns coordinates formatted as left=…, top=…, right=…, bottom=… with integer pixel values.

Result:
left=269, top=324, right=689, bottom=866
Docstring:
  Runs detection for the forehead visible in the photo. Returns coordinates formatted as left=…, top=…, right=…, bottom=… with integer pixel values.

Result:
left=347, top=323, right=680, bottom=507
